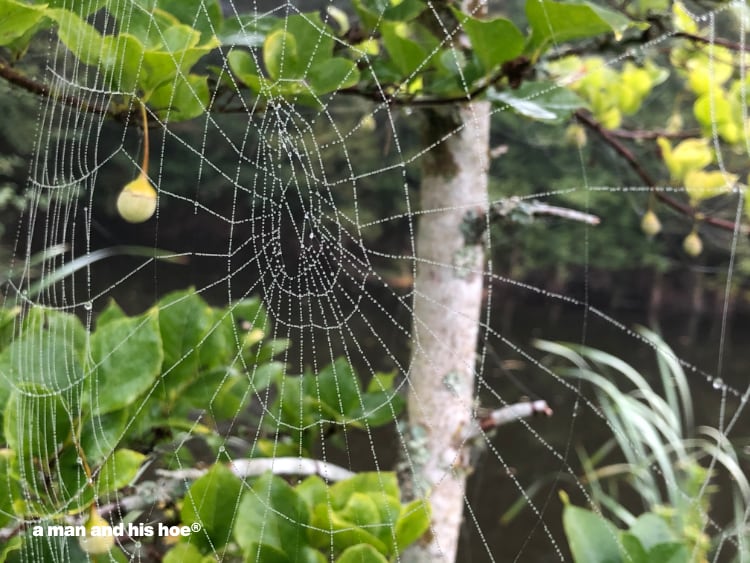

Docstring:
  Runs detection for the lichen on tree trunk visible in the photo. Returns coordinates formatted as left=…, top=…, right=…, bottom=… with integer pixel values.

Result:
left=402, top=101, right=490, bottom=562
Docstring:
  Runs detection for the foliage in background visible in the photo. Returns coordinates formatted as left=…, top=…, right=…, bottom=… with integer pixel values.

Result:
left=2, top=0, right=749, bottom=291
left=0, top=289, right=412, bottom=561
left=534, top=327, right=749, bottom=562
left=1, top=0, right=750, bottom=560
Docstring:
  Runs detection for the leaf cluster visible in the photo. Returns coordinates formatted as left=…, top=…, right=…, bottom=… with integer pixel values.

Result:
left=0, top=287, right=410, bottom=560
left=172, top=467, right=429, bottom=563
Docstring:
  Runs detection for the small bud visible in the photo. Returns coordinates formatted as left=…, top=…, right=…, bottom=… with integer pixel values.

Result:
left=641, top=210, right=662, bottom=236
left=565, top=124, right=587, bottom=148
left=360, top=114, right=376, bottom=132
left=683, top=231, right=703, bottom=257
left=117, top=173, right=157, bottom=223
left=78, top=510, right=115, bottom=555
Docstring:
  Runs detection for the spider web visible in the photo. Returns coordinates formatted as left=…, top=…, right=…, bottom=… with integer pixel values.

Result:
left=1, top=0, right=749, bottom=561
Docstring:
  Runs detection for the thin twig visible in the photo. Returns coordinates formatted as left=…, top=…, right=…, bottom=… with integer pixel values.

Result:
left=608, top=127, right=699, bottom=140
left=674, top=31, right=750, bottom=53
left=0, top=57, right=111, bottom=116
left=575, top=109, right=748, bottom=235
left=466, top=400, right=552, bottom=440
left=156, top=457, right=355, bottom=482
left=493, top=197, right=601, bottom=226
left=0, top=457, right=356, bottom=541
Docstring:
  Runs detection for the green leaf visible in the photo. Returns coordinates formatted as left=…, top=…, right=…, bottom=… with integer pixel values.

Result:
left=395, top=499, right=431, bottom=552
left=0, top=309, right=86, bottom=398
left=51, top=8, right=147, bottom=93
left=310, top=502, right=388, bottom=555
left=526, top=0, right=639, bottom=57
left=31, top=0, right=103, bottom=13
left=207, top=360, right=281, bottom=419
left=79, top=409, right=130, bottom=464
left=647, top=542, right=690, bottom=563
left=628, top=513, right=678, bottom=551
left=336, top=544, right=389, bottom=563
left=452, top=8, right=524, bottom=71
left=296, top=475, right=328, bottom=511
left=96, top=300, right=126, bottom=328
left=488, top=81, right=587, bottom=122
left=107, top=6, right=179, bottom=50
left=562, top=504, right=622, bottom=563
left=309, top=58, right=360, bottom=94
left=330, top=472, right=400, bottom=510
left=0, top=536, right=22, bottom=563
left=47, top=9, right=101, bottom=65
left=264, top=30, right=299, bottom=81
left=140, top=37, right=217, bottom=95
left=348, top=390, right=404, bottom=427
left=88, top=311, right=163, bottom=415
left=181, top=463, right=243, bottom=551
left=241, top=543, right=293, bottom=563
left=156, top=289, right=213, bottom=385
left=354, top=0, right=425, bottom=31
left=95, top=449, right=146, bottom=497
left=317, top=358, right=361, bottom=420
left=198, top=308, right=234, bottom=369
left=0, top=450, right=21, bottom=529
left=101, top=33, right=146, bottom=95
left=233, top=472, right=310, bottom=557
left=4, top=385, right=72, bottom=469
left=0, top=0, right=47, bottom=47
left=219, top=13, right=276, bottom=47
left=250, top=338, right=291, bottom=364
left=380, top=22, right=427, bottom=77
left=0, top=306, right=21, bottom=351
left=155, top=0, right=222, bottom=43
left=163, top=543, right=205, bottom=563
left=340, top=492, right=381, bottom=532
left=272, top=13, right=335, bottom=76
left=620, top=533, right=648, bottom=563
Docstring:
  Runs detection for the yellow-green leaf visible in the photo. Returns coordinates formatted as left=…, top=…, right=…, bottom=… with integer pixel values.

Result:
left=673, top=1, right=698, bottom=34
left=0, top=0, right=47, bottom=47
left=451, top=7, right=524, bottom=71
left=684, top=170, right=737, bottom=202
left=657, top=137, right=713, bottom=183
left=264, top=30, right=299, bottom=81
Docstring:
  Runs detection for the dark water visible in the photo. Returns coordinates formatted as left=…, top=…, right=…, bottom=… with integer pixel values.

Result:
left=460, top=304, right=750, bottom=562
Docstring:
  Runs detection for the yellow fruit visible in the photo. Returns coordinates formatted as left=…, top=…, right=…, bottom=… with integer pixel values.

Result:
left=117, top=173, right=157, bottom=223
left=641, top=210, right=662, bottom=236
left=117, top=100, right=155, bottom=223
left=78, top=511, right=115, bottom=555
left=598, top=107, right=622, bottom=129
left=360, top=114, right=376, bottom=132
left=683, top=231, right=703, bottom=257
left=565, top=124, right=587, bottom=148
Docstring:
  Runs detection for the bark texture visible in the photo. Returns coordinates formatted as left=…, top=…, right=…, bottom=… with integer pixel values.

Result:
left=403, top=101, right=489, bottom=562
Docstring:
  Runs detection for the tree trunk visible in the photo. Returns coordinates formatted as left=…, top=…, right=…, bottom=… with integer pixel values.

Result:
left=403, top=102, right=490, bottom=562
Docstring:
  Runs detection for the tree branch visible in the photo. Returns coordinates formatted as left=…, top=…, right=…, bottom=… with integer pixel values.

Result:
left=575, top=109, right=748, bottom=235
left=155, top=456, right=355, bottom=482
left=608, top=127, right=699, bottom=140
left=674, top=31, right=750, bottom=53
left=463, top=400, right=552, bottom=441
left=0, top=57, right=111, bottom=116
left=492, top=197, right=601, bottom=226
left=479, top=400, right=553, bottom=430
